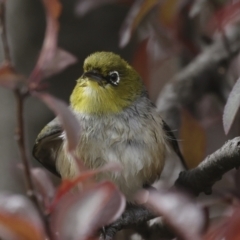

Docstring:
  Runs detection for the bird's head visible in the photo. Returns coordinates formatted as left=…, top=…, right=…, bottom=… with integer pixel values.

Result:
left=70, top=52, right=143, bottom=115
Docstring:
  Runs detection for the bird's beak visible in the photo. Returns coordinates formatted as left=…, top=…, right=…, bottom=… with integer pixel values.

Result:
left=83, top=70, right=105, bottom=83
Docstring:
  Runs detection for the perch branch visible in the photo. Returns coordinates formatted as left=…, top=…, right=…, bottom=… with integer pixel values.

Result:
left=105, top=137, right=240, bottom=239
left=175, top=137, right=240, bottom=195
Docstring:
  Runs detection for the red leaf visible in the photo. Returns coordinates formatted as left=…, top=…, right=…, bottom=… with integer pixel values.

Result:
left=131, top=39, right=150, bottom=90
left=210, top=1, right=240, bottom=31
left=119, top=0, right=159, bottom=47
left=75, top=0, right=134, bottom=16
left=0, top=63, right=25, bottom=89
left=30, top=48, right=77, bottom=89
left=204, top=208, right=240, bottom=240
left=35, top=93, right=81, bottom=151
left=31, top=168, right=56, bottom=210
left=223, top=77, right=240, bottom=134
left=49, top=162, right=122, bottom=212
left=51, top=181, right=125, bottom=240
left=180, top=109, right=206, bottom=168
left=0, top=194, right=45, bottom=240
left=28, top=1, right=76, bottom=86
left=75, top=0, right=119, bottom=16
left=136, top=189, right=205, bottom=240
left=0, top=213, right=44, bottom=240
left=189, top=0, right=207, bottom=18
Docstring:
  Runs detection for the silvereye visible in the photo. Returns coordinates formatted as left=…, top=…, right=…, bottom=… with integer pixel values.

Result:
left=33, top=52, right=186, bottom=201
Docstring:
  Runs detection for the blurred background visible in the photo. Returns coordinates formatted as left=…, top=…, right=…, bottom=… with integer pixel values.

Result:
left=0, top=0, right=238, bottom=199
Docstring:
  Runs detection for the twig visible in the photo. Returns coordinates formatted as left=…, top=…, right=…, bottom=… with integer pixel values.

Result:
left=14, top=90, right=38, bottom=203
left=175, top=137, right=240, bottom=196
left=0, top=2, right=11, bottom=63
left=157, top=24, right=240, bottom=131
left=0, top=2, right=52, bottom=239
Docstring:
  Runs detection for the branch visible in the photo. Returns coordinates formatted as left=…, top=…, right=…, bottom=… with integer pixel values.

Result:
left=104, top=137, right=240, bottom=239
left=14, top=90, right=38, bottom=203
left=0, top=2, right=52, bottom=239
left=157, top=24, right=240, bottom=130
left=175, top=137, right=240, bottom=196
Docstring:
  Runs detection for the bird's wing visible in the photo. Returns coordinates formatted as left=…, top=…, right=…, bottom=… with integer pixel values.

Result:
left=162, top=119, right=188, bottom=170
left=33, top=117, right=63, bottom=177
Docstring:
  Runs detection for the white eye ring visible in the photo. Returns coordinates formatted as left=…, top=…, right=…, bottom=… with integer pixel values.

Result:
left=109, top=71, right=120, bottom=85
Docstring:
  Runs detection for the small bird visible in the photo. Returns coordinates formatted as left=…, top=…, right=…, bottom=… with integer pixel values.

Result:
left=33, top=52, right=186, bottom=201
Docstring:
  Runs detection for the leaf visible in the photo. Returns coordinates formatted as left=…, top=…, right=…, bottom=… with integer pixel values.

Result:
left=158, top=0, right=181, bottom=29
left=49, top=162, right=122, bottom=212
left=29, top=1, right=76, bottom=86
left=204, top=207, right=240, bottom=240
left=31, top=168, right=56, bottom=210
left=0, top=213, right=45, bottom=240
left=119, top=0, right=159, bottom=47
left=0, top=194, right=45, bottom=240
left=32, top=48, right=77, bottom=84
left=223, top=77, right=240, bottom=134
left=51, top=181, right=126, bottom=240
left=189, top=0, right=207, bottom=18
left=75, top=0, right=118, bottom=16
left=0, top=63, right=25, bottom=89
left=35, top=93, right=81, bottom=152
left=180, top=109, right=206, bottom=169
left=131, top=39, right=150, bottom=90
left=75, top=0, right=133, bottom=16
left=210, top=1, right=240, bottom=31
left=136, top=188, right=205, bottom=240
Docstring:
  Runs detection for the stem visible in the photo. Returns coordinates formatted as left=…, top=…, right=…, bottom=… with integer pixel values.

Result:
left=14, top=90, right=37, bottom=201
left=0, top=2, right=11, bottom=63
left=14, top=89, right=52, bottom=239
left=0, top=1, right=52, bottom=238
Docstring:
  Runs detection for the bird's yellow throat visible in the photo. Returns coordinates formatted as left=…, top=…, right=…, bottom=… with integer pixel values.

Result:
left=70, top=79, right=140, bottom=115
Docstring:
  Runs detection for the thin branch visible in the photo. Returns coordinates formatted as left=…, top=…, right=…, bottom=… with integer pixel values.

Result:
left=157, top=24, right=240, bottom=131
left=0, top=2, right=52, bottom=238
left=0, top=2, right=11, bottom=63
left=14, top=90, right=37, bottom=202
left=14, top=81, right=52, bottom=240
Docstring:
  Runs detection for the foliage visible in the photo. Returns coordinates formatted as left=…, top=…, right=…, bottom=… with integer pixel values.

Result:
left=1, top=0, right=240, bottom=239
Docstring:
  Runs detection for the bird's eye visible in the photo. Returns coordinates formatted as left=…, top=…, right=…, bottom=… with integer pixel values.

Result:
left=108, top=71, right=120, bottom=86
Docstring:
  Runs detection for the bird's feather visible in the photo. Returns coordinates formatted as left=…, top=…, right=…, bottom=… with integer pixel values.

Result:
left=33, top=117, right=62, bottom=177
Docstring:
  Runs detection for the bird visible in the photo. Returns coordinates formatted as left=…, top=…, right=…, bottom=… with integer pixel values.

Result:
left=33, top=51, right=186, bottom=201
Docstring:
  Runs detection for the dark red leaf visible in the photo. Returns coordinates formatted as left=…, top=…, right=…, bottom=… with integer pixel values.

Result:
left=75, top=0, right=134, bottom=16
left=136, top=189, right=205, bottom=240
left=0, top=213, right=45, bottom=240
left=30, top=48, right=77, bottom=86
left=51, top=181, right=125, bottom=240
left=210, top=1, right=240, bottom=31
left=31, top=168, right=56, bottom=210
left=0, top=194, right=45, bottom=240
left=49, top=162, right=122, bottom=212
left=189, top=0, right=207, bottom=18
left=204, top=207, right=240, bottom=240
left=34, top=93, right=81, bottom=151
left=223, top=76, right=240, bottom=134
left=75, top=0, right=119, bottom=16
left=28, top=1, right=76, bottom=86
left=119, top=0, right=159, bottom=47
left=132, top=39, right=150, bottom=90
